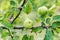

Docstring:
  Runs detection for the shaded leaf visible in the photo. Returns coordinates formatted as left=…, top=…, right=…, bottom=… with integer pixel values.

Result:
left=32, top=27, right=43, bottom=33
left=0, top=27, right=3, bottom=33
left=23, top=0, right=32, bottom=14
left=46, top=18, right=51, bottom=24
left=44, top=28, right=53, bottom=40
left=53, top=15, right=60, bottom=21
left=22, top=34, right=29, bottom=40
left=52, top=21, right=60, bottom=29
left=10, top=0, right=16, bottom=5
left=29, top=35, right=34, bottom=40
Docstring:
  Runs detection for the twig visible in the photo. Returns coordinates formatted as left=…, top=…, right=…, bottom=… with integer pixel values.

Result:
left=1, top=26, right=52, bottom=29
left=1, top=27, right=14, bottom=39
left=1, top=26, right=36, bottom=29
left=11, top=0, right=27, bottom=24
left=7, top=29, right=13, bottom=39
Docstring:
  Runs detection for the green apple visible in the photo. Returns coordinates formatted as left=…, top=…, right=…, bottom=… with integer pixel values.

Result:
left=38, top=6, right=48, bottom=16
left=23, top=18, right=33, bottom=28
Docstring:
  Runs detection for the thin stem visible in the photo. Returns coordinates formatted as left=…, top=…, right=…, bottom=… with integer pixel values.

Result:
left=1, top=26, right=52, bottom=29
left=11, top=0, right=27, bottom=24
left=7, top=29, right=13, bottom=40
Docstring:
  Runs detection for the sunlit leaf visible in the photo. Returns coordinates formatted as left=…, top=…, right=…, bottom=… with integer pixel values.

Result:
left=10, top=0, right=16, bottom=6
left=0, top=27, right=3, bottom=33
left=2, top=19, right=13, bottom=30
left=23, top=0, right=32, bottom=14
left=1, top=30, right=9, bottom=38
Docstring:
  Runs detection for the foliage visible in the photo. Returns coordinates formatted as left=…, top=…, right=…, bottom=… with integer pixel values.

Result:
left=0, top=0, right=60, bottom=40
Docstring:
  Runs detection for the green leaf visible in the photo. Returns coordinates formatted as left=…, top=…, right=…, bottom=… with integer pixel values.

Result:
left=32, top=27, right=43, bottom=33
left=56, top=0, right=60, bottom=6
left=2, top=19, right=13, bottom=30
left=10, top=0, right=16, bottom=5
left=22, top=34, right=29, bottom=40
left=53, top=15, right=60, bottom=21
left=52, top=21, right=60, bottom=29
left=29, top=35, right=34, bottom=40
left=44, top=28, right=53, bottom=40
left=0, top=10, right=6, bottom=21
left=56, top=3, right=60, bottom=6
left=1, top=30, right=9, bottom=38
left=0, top=27, right=3, bottom=33
left=55, top=28, right=60, bottom=33
left=46, top=18, right=51, bottom=24
left=13, top=36, right=19, bottom=40
left=23, top=1, right=32, bottom=14
left=17, top=0, right=22, bottom=4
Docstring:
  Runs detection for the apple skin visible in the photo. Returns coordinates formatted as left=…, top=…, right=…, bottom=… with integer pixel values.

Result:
left=24, top=18, right=33, bottom=29
left=38, top=6, right=48, bottom=16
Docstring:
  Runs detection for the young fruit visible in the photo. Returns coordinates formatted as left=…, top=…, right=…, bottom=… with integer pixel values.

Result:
left=24, top=18, right=33, bottom=28
left=38, top=6, right=48, bottom=16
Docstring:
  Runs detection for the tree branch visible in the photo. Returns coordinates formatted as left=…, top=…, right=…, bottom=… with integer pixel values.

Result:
left=0, top=26, right=52, bottom=29
left=7, top=29, right=13, bottom=39
left=1, top=26, right=36, bottom=29
left=11, top=0, right=27, bottom=24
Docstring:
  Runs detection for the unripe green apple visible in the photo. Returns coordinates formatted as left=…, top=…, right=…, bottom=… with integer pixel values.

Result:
left=24, top=18, right=33, bottom=28
left=38, top=6, right=48, bottom=16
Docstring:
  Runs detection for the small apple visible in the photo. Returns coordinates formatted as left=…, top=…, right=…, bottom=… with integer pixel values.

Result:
left=38, top=6, right=48, bottom=16
left=23, top=18, right=33, bottom=28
